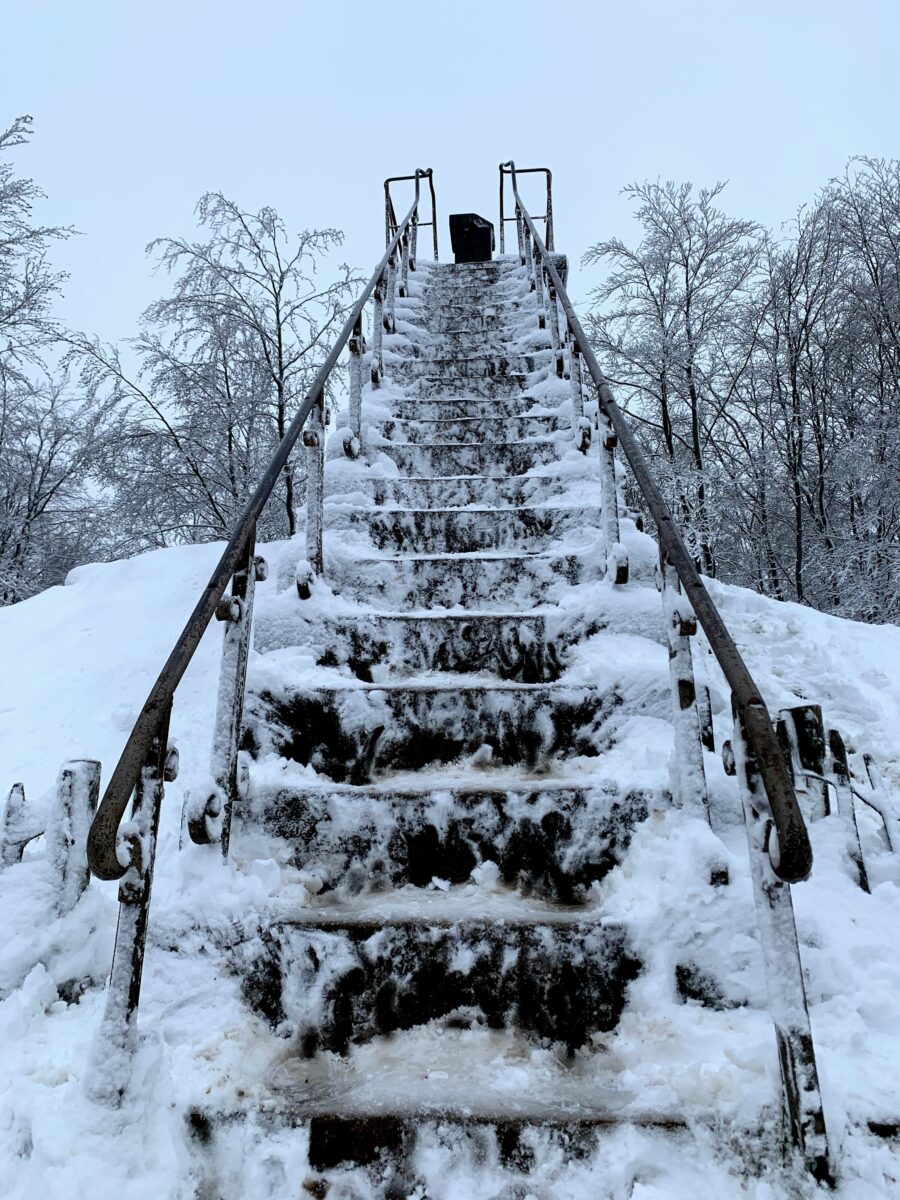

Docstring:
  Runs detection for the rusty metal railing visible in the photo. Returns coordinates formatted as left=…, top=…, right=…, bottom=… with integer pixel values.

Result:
left=499, top=164, right=553, bottom=255
left=385, top=169, right=438, bottom=262
left=87, top=169, right=434, bottom=885
left=500, top=160, right=812, bottom=886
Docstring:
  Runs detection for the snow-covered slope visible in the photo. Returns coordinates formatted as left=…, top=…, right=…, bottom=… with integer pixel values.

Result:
left=2, top=534, right=900, bottom=1198
left=3, top=257, right=900, bottom=1200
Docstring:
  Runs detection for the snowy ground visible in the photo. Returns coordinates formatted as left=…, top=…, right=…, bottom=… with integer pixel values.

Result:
left=1, top=533, right=900, bottom=1198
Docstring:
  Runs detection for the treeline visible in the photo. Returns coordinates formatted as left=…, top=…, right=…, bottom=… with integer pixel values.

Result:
left=586, top=163, right=900, bottom=622
left=3, top=113, right=900, bottom=623
left=0, top=115, right=357, bottom=603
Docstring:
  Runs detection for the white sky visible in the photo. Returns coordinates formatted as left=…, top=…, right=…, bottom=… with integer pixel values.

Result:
left=3, top=0, right=898, bottom=340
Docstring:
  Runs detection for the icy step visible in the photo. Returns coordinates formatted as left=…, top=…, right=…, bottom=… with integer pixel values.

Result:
left=379, top=413, right=569, bottom=443
left=325, top=471, right=592, bottom=509
left=240, top=779, right=648, bottom=901
left=241, top=915, right=638, bottom=1055
left=328, top=548, right=590, bottom=610
left=389, top=350, right=551, bottom=380
left=243, top=678, right=623, bottom=781
left=386, top=395, right=564, bottom=420
left=331, top=504, right=602, bottom=554
left=377, top=438, right=563, bottom=477
left=405, top=373, right=539, bottom=399
left=253, top=608, right=568, bottom=680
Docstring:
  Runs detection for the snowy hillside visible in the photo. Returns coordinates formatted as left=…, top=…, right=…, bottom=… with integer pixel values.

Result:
left=2, top=530, right=900, bottom=1199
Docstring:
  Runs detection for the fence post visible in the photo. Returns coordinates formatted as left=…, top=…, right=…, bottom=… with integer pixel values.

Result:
left=47, top=760, right=101, bottom=915
left=515, top=206, right=525, bottom=264
left=1, top=783, right=34, bottom=866
left=533, top=254, right=547, bottom=329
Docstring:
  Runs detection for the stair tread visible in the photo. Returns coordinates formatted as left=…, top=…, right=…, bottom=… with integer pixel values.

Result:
left=238, top=1028, right=686, bottom=1124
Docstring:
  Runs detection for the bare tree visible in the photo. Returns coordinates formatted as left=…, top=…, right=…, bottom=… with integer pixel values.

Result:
left=71, top=193, right=360, bottom=543
left=585, top=180, right=763, bottom=575
left=0, top=115, right=74, bottom=374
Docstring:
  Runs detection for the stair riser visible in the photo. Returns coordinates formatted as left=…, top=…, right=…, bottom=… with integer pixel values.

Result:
left=379, top=415, right=568, bottom=442
left=254, top=612, right=564, bottom=680
left=378, top=441, right=561, bottom=476
left=326, top=475, right=579, bottom=508
left=391, top=353, right=548, bottom=380
left=244, top=684, right=618, bottom=781
left=336, top=506, right=599, bottom=553
left=243, top=922, right=640, bottom=1055
left=242, top=786, right=648, bottom=902
left=386, top=397, right=554, bottom=420
left=330, top=553, right=584, bottom=610
left=405, top=375, right=538, bottom=399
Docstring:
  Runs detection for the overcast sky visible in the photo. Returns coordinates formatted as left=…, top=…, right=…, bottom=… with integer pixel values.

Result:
left=3, top=0, right=898, bottom=342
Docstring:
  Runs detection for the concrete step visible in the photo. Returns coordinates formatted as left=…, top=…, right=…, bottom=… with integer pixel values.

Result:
left=390, top=351, right=551, bottom=380
left=240, top=779, right=648, bottom=901
left=244, top=679, right=620, bottom=781
left=328, top=549, right=589, bottom=609
left=379, top=413, right=569, bottom=442
left=386, top=395, right=560, bottom=420
left=325, top=472, right=591, bottom=509
left=253, top=609, right=567, bottom=680
left=241, top=914, right=638, bottom=1056
left=377, top=439, right=562, bottom=476
left=332, top=504, right=601, bottom=554
left=405, top=373, right=537, bottom=399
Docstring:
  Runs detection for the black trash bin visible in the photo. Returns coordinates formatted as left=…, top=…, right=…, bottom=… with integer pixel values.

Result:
left=449, top=213, right=495, bottom=264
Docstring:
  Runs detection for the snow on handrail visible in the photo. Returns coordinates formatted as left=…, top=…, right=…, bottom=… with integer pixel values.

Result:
left=500, top=160, right=813, bottom=885
left=86, top=169, right=433, bottom=883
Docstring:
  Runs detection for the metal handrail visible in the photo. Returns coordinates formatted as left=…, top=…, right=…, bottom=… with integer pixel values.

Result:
left=499, top=164, right=553, bottom=253
left=385, top=169, right=438, bottom=260
left=501, top=160, right=813, bottom=884
left=86, top=169, right=433, bottom=882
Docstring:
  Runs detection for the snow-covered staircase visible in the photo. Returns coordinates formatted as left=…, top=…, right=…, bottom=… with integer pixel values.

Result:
left=70, top=171, right=860, bottom=1194
left=234, top=262, right=652, bottom=1162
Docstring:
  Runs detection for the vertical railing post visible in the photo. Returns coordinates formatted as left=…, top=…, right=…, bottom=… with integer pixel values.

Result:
left=303, top=391, right=325, bottom=578
left=47, top=759, right=101, bottom=915
left=372, top=271, right=385, bottom=387
left=827, top=729, right=870, bottom=892
left=399, top=229, right=410, bottom=297
left=185, top=529, right=266, bottom=856
left=547, top=280, right=563, bottom=376
left=533, top=253, right=547, bottom=329
left=385, top=251, right=397, bottom=334
left=92, top=704, right=177, bottom=1098
left=523, top=223, right=536, bottom=289
left=598, top=408, right=629, bottom=584
left=345, top=314, right=365, bottom=459
left=409, top=212, right=418, bottom=271
left=515, top=205, right=525, bottom=264
left=659, top=554, right=709, bottom=818
left=731, top=711, right=831, bottom=1184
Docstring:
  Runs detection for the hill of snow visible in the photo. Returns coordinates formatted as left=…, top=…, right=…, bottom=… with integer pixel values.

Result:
left=2, top=536, right=900, bottom=1198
